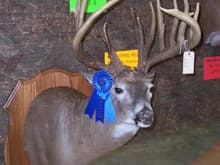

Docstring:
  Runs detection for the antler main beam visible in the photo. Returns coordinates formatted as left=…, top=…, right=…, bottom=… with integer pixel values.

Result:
left=72, top=0, right=121, bottom=70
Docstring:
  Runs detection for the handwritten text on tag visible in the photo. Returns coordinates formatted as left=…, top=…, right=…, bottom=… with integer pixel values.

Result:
left=104, top=49, right=138, bottom=69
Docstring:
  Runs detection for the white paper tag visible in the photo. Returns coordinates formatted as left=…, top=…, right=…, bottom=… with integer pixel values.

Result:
left=182, top=51, right=195, bottom=74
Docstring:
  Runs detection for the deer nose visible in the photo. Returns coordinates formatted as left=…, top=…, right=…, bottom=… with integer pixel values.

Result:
left=135, top=107, right=154, bottom=127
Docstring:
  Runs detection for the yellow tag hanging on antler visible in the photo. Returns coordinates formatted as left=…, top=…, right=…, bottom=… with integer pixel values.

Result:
left=104, top=49, right=138, bottom=69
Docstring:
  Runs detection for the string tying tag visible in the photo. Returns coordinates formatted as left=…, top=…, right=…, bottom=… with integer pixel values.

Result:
left=179, top=40, right=190, bottom=54
left=84, top=70, right=116, bottom=123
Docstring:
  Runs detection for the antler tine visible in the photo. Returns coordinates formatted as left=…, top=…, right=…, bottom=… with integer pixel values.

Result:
left=131, top=2, right=156, bottom=70
left=130, top=8, right=145, bottom=69
left=144, top=0, right=201, bottom=72
left=79, top=0, right=87, bottom=28
left=193, top=3, right=200, bottom=21
left=169, top=0, right=179, bottom=46
left=156, top=0, right=165, bottom=51
left=188, top=2, right=200, bottom=39
left=72, top=0, right=121, bottom=70
left=162, top=2, right=201, bottom=49
left=177, top=0, right=189, bottom=45
left=103, top=23, right=126, bottom=73
left=74, top=0, right=86, bottom=30
left=136, top=16, right=145, bottom=69
left=74, top=0, right=80, bottom=29
left=144, top=1, right=156, bottom=59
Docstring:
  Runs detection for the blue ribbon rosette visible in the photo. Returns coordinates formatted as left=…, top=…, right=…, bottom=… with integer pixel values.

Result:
left=84, top=70, right=116, bottom=123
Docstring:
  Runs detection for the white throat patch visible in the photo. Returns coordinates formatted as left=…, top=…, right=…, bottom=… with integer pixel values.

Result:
left=112, top=123, right=139, bottom=139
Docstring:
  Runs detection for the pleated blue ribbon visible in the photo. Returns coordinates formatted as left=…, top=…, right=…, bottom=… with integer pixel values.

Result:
left=84, top=70, right=116, bottom=123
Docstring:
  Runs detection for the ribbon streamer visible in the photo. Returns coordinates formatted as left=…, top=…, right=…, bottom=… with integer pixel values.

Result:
left=84, top=70, right=116, bottom=123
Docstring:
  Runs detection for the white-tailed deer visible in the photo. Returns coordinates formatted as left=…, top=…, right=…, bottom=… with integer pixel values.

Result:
left=23, top=0, right=201, bottom=165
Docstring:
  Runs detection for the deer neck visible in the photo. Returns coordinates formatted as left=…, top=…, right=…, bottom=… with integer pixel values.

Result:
left=82, top=114, right=139, bottom=141
left=111, top=121, right=139, bottom=139
left=111, top=109, right=140, bottom=139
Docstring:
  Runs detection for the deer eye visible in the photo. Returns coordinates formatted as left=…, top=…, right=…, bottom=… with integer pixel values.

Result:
left=114, top=87, right=124, bottom=94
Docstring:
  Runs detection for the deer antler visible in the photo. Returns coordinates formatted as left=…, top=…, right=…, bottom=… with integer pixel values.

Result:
left=103, top=23, right=126, bottom=74
left=131, top=2, right=156, bottom=70
left=72, top=0, right=122, bottom=70
left=133, top=0, right=201, bottom=73
left=144, top=0, right=201, bottom=72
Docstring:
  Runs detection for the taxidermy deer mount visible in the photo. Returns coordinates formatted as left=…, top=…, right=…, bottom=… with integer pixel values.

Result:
left=23, top=0, right=201, bottom=165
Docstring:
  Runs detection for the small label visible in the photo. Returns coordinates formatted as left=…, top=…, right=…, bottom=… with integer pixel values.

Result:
left=203, top=56, right=220, bottom=80
left=104, top=49, right=138, bottom=69
left=69, top=0, right=107, bottom=13
left=182, top=51, right=195, bottom=74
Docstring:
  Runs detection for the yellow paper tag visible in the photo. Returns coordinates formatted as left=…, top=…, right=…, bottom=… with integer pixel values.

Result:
left=104, top=49, right=138, bottom=69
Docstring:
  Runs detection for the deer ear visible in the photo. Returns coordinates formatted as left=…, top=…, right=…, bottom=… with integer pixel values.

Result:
left=80, top=72, right=94, bottom=85
left=146, top=73, right=155, bottom=82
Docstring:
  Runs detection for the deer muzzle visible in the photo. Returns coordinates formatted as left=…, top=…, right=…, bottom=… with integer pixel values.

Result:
left=135, top=107, right=154, bottom=128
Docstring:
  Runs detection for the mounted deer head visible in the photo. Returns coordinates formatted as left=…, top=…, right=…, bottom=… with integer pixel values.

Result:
left=24, top=0, right=201, bottom=164
left=72, top=0, right=201, bottom=127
